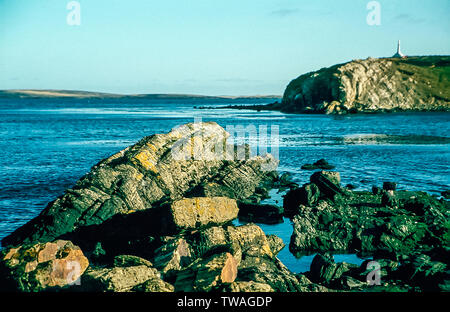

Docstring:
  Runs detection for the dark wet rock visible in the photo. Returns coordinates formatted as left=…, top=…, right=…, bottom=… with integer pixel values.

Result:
left=308, top=253, right=357, bottom=285
left=237, top=202, right=283, bottom=224
left=393, top=254, right=448, bottom=291
left=346, top=184, right=356, bottom=190
left=383, top=182, right=397, bottom=191
left=372, top=186, right=382, bottom=195
left=2, top=122, right=278, bottom=247
left=442, top=190, right=450, bottom=199
left=310, top=171, right=346, bottom=199
left=301, top=159, right=336, bottom=170
left=290, top=201, right=354, bottom=252
left=289, top=172, right=450, bottom=258
left=283, top=183, right=320, bottom=216
left=0, top=240, right=89, bottom=292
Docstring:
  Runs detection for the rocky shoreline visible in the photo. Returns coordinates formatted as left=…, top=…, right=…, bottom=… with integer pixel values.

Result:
left=1, top=123, right=448, bottom=292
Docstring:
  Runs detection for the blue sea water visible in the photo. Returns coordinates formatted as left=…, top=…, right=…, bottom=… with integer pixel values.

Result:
left=0, top=97, right=449, bottom=273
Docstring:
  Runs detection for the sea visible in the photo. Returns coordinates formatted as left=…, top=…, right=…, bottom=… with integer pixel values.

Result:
left=0, top=96, right=449, bottom=273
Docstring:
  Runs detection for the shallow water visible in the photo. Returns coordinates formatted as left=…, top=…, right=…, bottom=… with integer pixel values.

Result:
left=0, top=97, right=449, bottom=272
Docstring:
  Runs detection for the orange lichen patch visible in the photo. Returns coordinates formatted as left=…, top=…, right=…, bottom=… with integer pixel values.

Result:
left=134, top=150, right=158, bottom=173
left=37, top=242, right=59, bottom=263
left=220, top=253, right=238, bottom=284
left=146, top=143, right=158, bottom=152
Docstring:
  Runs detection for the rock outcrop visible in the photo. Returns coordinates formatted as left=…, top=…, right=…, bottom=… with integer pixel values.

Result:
left=0, top=240, right=89, bottom=291
left=2, top=122, right=277, bottom=247
left=280, top=56, right=450, bottom=113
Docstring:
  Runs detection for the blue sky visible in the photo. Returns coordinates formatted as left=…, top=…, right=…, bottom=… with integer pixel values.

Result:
left=0, top=0, right=449, bottom=95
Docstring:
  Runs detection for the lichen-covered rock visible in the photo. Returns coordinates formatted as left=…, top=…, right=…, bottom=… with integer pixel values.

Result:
left=81, top=264, right=172, bottom=292
left=0, top=240, right=89, bottom=292
left=281, top=56, right=450, bottom=114
left=174, top=252, right=239, bottom=292
left=168, top=197, right=239, bottom=231
left=2, top=122, right=278, bottom=247
left=266, top=234, right=285, bottom=256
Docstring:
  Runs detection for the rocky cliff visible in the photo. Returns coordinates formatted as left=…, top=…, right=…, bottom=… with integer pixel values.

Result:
left=280, top=56, right=450, bottom=114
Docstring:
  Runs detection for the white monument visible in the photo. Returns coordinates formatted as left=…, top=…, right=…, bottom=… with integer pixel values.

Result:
left=393, top=40, right=406, bottom=58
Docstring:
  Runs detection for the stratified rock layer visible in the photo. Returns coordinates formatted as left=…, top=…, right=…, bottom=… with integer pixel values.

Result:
left=2, top=122, right=277, bottom=247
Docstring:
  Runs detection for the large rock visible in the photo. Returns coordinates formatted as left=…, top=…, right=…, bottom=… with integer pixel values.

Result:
left=2, top=122, right=278, bottom=247
left=283, top=183, right=320, bottom=216
left=168, top=197, right=239, bottom=231
left=0, top=240, right=89, bottom=292
left=81, top=263, right=173, bottom=292
left=310, top=171, right=345, bottom=199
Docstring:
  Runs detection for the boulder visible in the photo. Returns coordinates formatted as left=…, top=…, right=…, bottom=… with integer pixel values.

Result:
left=2, top=122, right=278, bottom=247
left=237, top=202, right=283, bottom=224
left=266, top=234, right=285, bottom=256
left=383, top=182, right=397, bottom=191
left=310, top=171, right=345, bottom=199
left=308, top=253, right=356, bottom=285
left=0, top=240, right=89, bottom=292
left=283, top=183, right=320, bottom=216
left=301, top=159, right=336, bottom=170
left=81, top=264, right=172, bottom=292
left=168, top=197, right=239, bottom=231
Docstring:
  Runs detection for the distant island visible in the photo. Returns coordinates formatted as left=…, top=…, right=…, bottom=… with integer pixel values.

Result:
left=198, top=55, right=450, bottom=114
left=0, top=89, right=281, bottom=101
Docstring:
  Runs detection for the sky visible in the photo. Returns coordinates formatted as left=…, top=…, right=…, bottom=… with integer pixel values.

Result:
left=0, top=0, right=449, bottom=96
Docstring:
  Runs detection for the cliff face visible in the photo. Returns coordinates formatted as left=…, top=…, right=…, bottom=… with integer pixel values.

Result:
left=281, top=56, right=450, bottom=113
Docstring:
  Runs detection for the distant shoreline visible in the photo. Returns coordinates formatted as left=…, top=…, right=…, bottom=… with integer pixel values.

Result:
left=0, top=89, right=282, bottom=100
